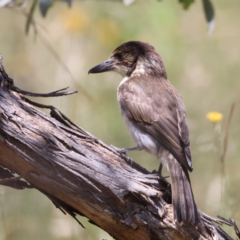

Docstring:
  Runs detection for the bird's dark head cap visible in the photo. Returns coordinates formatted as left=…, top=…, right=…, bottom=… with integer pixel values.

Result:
left=89, top=41, right=167, bottom=78
left=112, top=41, right=155, bottom=58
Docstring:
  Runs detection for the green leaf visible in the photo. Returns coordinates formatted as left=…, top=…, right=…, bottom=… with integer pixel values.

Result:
left=38, top=0, right=53, bottom=17
left=202, top=0, right=215, bottom=35
left=178, top=0, right=195, bottom=10
left=25, top=0, right=37, bottom=35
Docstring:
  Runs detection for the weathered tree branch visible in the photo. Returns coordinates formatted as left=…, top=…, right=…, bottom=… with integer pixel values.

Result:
left=0, top=55, right=239, bottom=240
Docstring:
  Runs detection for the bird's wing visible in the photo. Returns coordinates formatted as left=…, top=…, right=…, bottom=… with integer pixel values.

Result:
left=118, top=76, right=193, bottom=171
left=176, top=108, right=192, bottom=170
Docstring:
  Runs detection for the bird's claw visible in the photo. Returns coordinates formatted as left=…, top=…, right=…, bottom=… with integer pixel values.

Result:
left=110, top=145, right=133, bottom=165
left=122, top=155, right=133, bottom=165
left=152, top=163, right=169, bottom=181
left=110, top=145, right=127, bottom=154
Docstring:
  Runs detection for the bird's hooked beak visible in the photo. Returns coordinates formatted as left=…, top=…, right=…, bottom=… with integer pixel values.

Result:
left=88, top=59, right=116, bottom=74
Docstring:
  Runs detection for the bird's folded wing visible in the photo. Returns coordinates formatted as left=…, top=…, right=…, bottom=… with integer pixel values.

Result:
left=119, top=77, right=193, bottom=171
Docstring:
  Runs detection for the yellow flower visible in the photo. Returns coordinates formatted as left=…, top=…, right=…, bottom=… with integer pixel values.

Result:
left=206, top=112, right=223, bottom=123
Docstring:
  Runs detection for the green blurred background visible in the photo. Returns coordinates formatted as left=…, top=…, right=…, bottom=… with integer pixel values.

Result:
left=0, top=0, right=240, bottom=239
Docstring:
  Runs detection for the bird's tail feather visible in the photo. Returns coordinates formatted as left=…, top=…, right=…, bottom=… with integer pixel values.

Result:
left=168, top=155, right=200, bottom=226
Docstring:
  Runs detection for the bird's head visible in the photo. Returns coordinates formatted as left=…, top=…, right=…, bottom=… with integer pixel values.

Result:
left=88, top=41, right=167, bottom=78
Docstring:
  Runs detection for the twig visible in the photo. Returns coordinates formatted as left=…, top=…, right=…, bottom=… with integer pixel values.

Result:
left=218, top=216, right=240, bottom=239
left=11, top=85, right=77, bottom=97
left=0, top=176, right=22, bottom=184
left=220, top=103, right=235, bottom=176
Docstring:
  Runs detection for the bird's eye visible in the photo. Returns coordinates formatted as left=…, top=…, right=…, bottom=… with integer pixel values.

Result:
left=115, top=53, right=123, bottom=60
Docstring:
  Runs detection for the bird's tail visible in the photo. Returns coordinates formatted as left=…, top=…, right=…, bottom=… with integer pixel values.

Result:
left=168, top=155, right=200, bottom=226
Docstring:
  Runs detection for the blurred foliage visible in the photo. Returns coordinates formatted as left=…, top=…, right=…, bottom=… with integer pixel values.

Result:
left=0, top=0, right=215, bottom=34
left=178, top=0, right=194, bottom=9
left=0, top=0, right=240, bottom=239
left=202, top=0, right=214, bottom=35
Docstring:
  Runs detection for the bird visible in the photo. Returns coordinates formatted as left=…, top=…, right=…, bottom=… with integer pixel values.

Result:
left=88, top=41, right=200, bottom=226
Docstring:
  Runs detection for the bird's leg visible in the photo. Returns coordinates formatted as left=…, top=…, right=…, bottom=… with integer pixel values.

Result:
left=152, top=148, right=166, bottom=178
left=110, top=145, right=143, bottom=164
left=158, top=163, right=163, bottom=177
left=113, top=145, right=143, bottom=154
left=152, top=163, right=163, bottom=177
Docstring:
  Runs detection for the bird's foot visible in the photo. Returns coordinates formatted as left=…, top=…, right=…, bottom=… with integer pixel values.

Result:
left=110, top=145, right=128, bottom=154
left=152, top=164, right=170, bottom=183
left=158, top=163, right=163, bottom=177
left=152, top=163, right=163, bottom=176
left=122, top=155, right=133, bottom=165
left=110, top=145, right=133, bottom=165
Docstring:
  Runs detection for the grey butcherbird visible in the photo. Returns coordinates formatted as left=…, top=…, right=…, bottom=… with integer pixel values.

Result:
left=88, top=41, right=200, bottom=226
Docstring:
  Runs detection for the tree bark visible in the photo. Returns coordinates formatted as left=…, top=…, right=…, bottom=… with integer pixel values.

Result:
left=0, top=55, right=238, bottom=240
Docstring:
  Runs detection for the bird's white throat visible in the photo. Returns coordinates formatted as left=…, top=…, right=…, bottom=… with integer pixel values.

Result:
left=118, top=76, right=129, bottom=88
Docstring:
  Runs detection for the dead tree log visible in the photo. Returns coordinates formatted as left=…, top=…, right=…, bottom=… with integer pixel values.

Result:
left=0, top=55, right=239, bottom=240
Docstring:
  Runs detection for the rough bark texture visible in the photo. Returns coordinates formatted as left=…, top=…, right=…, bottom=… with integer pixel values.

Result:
left=0, top=55, right=238, bottom=240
